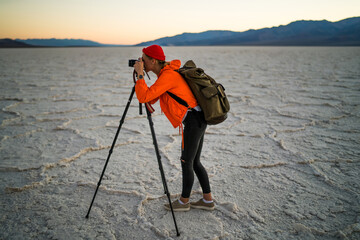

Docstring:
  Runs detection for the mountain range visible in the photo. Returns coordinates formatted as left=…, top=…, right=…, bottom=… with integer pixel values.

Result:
left=136, top=17, right=360, bottom=46
left=1, top=17, right=359, bottom=48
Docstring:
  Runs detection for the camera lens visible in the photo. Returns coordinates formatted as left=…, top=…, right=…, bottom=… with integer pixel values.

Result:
left=128, top=59, right=137, bottom=67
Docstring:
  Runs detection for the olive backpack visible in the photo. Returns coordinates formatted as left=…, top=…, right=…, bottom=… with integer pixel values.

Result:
left=167, top=60, right=230, bottom=125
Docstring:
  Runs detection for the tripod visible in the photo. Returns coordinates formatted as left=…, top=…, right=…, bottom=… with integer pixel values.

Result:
left=85, top=73, right=180, bottom=237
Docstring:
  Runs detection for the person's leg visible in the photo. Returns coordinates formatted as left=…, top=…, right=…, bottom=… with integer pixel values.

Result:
left=192, top=134, right=212, bottom=200
left=190, top=155, right=215, bottom=211
left=180, top=111, right=207, bottom=202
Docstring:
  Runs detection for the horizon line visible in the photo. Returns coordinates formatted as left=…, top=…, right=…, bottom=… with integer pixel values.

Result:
left=2, top=16, right=359, bottom=46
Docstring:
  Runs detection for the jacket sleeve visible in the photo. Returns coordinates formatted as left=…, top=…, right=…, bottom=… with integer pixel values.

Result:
left=135, top=72, right=173, bottom=103
left=149, top=97, right=159, bottom=105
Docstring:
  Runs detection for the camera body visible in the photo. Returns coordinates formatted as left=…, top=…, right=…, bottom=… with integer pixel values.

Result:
left=128, top=59, right=137, bottom=67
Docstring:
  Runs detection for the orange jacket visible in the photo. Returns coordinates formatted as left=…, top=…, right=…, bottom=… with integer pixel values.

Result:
left=135, top=60, right=198, bottom=128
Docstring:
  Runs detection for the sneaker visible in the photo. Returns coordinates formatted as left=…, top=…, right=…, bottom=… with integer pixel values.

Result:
left=190, top=198, right=215, bottom=211
left=164, top=199, right=190, bottom=212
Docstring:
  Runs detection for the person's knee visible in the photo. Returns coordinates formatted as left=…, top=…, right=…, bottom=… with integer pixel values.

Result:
left=180, top=158, right=194, bottom=171
left=193, top=162, right=207, bottom=176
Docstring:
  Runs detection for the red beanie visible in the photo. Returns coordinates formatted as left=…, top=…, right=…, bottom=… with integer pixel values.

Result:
left=142, top=45, right=165, bottom=61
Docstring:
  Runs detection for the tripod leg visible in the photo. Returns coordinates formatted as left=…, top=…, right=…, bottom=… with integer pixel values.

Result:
left=86, top=86, right=136, bottom=219
left=145, top=106, right=180, bottom=236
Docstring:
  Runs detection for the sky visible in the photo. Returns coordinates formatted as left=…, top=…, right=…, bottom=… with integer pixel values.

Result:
left=0, top=0, right=359, bottom=45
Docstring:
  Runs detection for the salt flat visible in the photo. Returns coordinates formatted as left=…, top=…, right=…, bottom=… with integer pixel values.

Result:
left=0, top=46, right=359, bottom=239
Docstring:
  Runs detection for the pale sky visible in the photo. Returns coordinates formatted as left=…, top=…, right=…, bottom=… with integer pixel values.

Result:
left=0, top=0, right=359, bottom=45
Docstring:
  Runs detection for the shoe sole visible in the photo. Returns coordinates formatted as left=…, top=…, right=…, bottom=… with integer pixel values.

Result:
left=164, top=206, right=190, bottom=212
left=190, top=205, right=215, bottom=211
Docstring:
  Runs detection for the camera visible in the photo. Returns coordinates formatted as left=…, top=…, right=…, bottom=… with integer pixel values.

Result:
left=128, top=59, right=137, bottom=67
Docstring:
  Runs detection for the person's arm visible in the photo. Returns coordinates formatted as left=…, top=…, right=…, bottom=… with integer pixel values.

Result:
left=135, top=72, right=172, bottom=103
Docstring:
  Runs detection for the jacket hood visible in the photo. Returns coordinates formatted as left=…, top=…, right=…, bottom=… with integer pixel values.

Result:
left=159, top=60, right=181, bottom=76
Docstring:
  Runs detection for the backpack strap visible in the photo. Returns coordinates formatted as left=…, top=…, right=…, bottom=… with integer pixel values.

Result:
left=166, top=91, right=192, bottom=109
left=166, top=91, right=190, bottom=150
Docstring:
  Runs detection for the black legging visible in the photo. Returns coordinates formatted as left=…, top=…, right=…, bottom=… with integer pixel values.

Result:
left=181, top=110, right=211, bottom=198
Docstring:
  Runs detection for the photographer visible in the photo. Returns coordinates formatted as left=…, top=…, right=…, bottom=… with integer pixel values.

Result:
left=133, top=45, right=214, bottom=211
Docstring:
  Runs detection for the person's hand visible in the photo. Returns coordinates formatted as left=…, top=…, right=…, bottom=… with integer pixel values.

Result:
left=134, top=58, right=144, bottom=76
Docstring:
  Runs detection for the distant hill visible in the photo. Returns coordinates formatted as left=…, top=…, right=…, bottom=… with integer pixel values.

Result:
left=0, top=38, right=129, bottom=47
left=0, top=39, right=37, bottom=48
left=16, top=38, right=104, bottom=47
left=136, top=17, right=360, bottom=46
